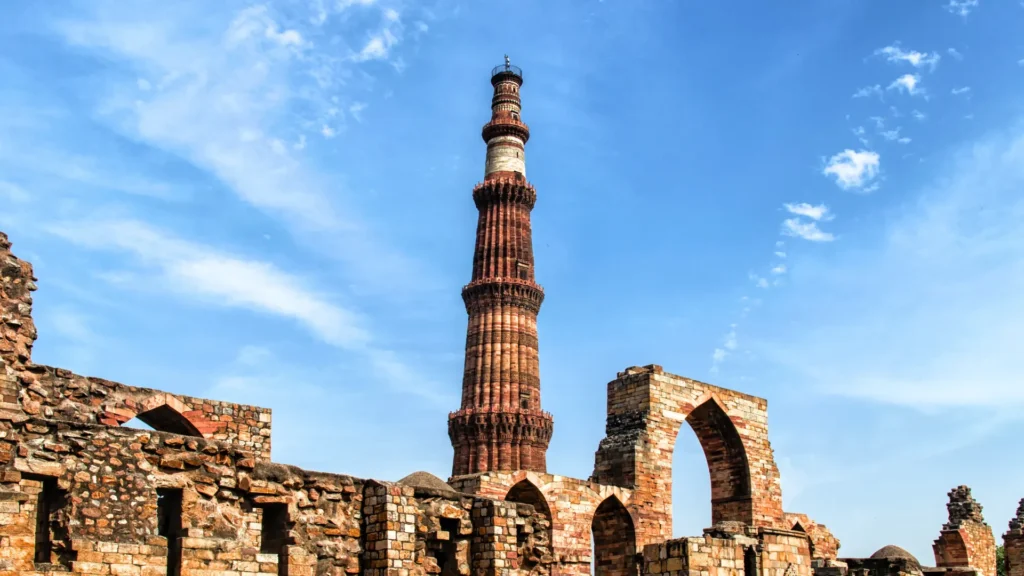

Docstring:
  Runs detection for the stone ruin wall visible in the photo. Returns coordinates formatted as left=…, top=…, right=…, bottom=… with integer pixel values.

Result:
left=3, top=226, right=1022, bottom=576
left=1005, top=500, right=1024, bottom=576
left=932, top=486, right=998, bottom=576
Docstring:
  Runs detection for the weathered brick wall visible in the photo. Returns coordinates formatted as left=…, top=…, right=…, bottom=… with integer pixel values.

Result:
left=642, top=534, right=748, bottom=576
left=450, top=470, right=636, bottom=575
left=592, top=365, right=785, bottom=546
left=470, top=499, right=519, bottom=576
left=785, top=513, right=840, bottom=560
left=760, top=529, right=813, bottom=576
left=837, top=557, right=923, bottom=576
left=0, top=416, right=363, bottom=576
left=1003, top=499, right=1024, bottom=576
left=1, top=235, right=272, bottom=461
left=0, top=231, right=37, bottom=378
left=932, top=486, right=997, bottom=576
left=412, top=488, right=474, bottom=576
left=16, top=366, right=273, bottom=461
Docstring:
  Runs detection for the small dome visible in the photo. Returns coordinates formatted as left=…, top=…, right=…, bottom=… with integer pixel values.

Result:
left=397, top=471, right=457, bottom=494
left=870, top=545, right=920, bottom=565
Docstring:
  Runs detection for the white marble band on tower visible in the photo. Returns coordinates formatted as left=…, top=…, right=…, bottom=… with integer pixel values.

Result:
left=484, top=135, right=526, bottom=177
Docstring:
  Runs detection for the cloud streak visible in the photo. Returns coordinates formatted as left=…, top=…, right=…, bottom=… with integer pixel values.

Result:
left=759, top=122, right=1024, bottom=409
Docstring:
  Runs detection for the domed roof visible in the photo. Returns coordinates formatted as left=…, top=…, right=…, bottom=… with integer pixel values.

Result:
left=397, top=471, right=458, bottom=494
left=870, top=545, right=920, bottom=565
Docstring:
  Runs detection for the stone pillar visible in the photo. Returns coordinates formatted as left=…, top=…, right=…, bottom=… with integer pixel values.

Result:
left=932, top=486, right=997, bottom=576
left=362, top=481, right=419, bottom=576
left=470, top=499, right=519, bottom=576
left=449, top=59, right=553, bottom=476
left=1004, top=499, right=1024, bottom=576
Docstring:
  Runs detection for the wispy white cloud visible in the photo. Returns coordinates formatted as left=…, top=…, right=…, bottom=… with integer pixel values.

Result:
left=784, top=202, right=832, bottom=221
left=912, top=110, right=927, bottom=122
left=887, top=74, right=923, bottom=96
left=875, top=44, right=941, bottom=71
left=50, top=1, right=430, bottom=294
left=948, top=48, right=964, bottom=60
left=951, top=86, right=971, bottom=96
left=760, top=121, right=1024, bottom=409
left=771, top=264, right=787, bottom=275
left=44, top=217, right=453, bottom=404
left=48, top=218, right=370, bottom=347
left=946, top=0, right=979, bottom=17
left=852, top=85, right=882, bottom=99
left=823, top=149, right=881, bottom=190
left=353, top=8, right=403, bottom=62
left=852, top=126, right=870, bottom=146
left=880, top=127, right=911, bottom=144
left=782, top=219, right=836, bottom=242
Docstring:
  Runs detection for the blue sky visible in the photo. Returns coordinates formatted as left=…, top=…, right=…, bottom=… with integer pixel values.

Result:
left=1, top=0, right=1022, bottom=562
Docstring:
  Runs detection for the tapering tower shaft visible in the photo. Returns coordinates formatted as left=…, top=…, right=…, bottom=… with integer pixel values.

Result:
left=448, top=61, right=553, bottom=476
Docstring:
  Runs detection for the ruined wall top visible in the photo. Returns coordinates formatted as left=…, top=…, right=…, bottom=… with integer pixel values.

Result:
left=1, top=230, right=39, bottom=374
left=1008, top=498, right=1024, bottom=534
left=944, top=485, right=988, bottom=529
left=1, top=230, right=273, bottom=460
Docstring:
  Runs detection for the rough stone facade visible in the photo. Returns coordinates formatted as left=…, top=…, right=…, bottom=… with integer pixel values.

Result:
left=1003, top=500, right=1024, bottom=576
left=3, top=63, right=1021, bottom=576
left=932, top=486, right=997, bottom=576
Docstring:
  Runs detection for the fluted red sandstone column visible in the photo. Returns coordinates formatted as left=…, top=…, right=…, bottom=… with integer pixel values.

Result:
left=448, top=59, right=553, bottom=476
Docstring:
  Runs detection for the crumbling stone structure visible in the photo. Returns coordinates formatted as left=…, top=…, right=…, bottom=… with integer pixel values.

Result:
left=932, top=486, right=997, bottom=576
left=2, top=59, right=1019, bottom=576
left=1003, top=500, right=1024, bottom=576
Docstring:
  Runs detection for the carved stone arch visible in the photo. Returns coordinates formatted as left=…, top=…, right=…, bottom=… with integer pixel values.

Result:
left=592, top=495, right=638, bottom=576
left=685, top=395, right=752, bottom=525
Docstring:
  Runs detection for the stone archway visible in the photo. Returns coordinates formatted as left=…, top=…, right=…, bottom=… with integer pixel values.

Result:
left=592, top=365, right=785, bottom=546
left=505, top=480, right=552, bottom=570
left=592, top=496, right=638, bottom=576
left=685, top=398, right=752, bottom=525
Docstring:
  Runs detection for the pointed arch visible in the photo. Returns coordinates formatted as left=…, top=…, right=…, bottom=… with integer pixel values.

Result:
left=504, top=479, right=552, bottom=570
left=592, top=496, right=637, bottom=576
left=792, top=521, right=807, bottom=533
left=135, top=404, right=203, bottom=436
left=685, top=397, right=752, bottom=525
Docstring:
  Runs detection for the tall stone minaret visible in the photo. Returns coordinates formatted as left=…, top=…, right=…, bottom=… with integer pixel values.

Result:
left=448, top=58, right=553, bottom=476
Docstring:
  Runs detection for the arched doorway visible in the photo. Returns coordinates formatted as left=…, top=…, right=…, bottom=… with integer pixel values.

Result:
left=672, top=423, right=711, bottom=536
left=685, top=398, right=752, bottom=525
left=591, top=496, right=637, bottom=576
left=505, top=480, right=552, bottom=571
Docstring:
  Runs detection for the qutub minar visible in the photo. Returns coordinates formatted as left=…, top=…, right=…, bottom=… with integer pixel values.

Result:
left=448, top=56, right=553, bottom=475
left=0, top=58, right=1018, bottom=576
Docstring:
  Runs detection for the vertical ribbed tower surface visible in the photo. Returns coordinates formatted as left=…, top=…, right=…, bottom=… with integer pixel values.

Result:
left=448, top=58, right=554, bottom=476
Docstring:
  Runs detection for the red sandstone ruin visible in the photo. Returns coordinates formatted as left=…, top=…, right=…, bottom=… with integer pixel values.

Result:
left=0, top=59, right=1017, bottom=576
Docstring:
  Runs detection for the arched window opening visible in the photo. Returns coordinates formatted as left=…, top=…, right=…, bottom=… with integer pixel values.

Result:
left=505, top=481, right=552, bottom=571
left=134, top=405, right=202, bottom=437
left=591, top=496, right=637, bottom=576
left=672, top=423, right=711, bottom=537
left=685, top=399, right=752, bottom=526
left=122, top=418, right=155, bottom=431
